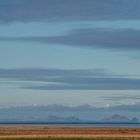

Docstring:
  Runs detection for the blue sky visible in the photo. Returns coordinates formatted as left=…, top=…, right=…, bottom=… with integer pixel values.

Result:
left=0, top=0, right=140, bottom=108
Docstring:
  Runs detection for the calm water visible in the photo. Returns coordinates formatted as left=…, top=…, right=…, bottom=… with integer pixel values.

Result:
left=44, top=123, right=140, bottom=128
left=0, top=122, right=140, bottom=128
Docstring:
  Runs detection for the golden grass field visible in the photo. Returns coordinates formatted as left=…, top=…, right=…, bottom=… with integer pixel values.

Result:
left=0, top=126, right=139, bottom=140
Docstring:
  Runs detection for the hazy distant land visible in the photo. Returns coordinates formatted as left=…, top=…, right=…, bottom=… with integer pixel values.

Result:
left=0, top=105, right=139, bottom=124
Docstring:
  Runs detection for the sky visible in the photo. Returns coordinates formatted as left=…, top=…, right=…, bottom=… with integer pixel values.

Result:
left=0, top=0, right=140, bottom=108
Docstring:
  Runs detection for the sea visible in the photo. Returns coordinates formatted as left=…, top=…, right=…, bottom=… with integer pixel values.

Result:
left=0, top=122, right=140, bottom=128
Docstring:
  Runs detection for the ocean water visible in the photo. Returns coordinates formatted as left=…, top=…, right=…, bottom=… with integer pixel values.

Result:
left=42, top=123, right=140, bottom=128
left=0, top=122, right=140, bottom=128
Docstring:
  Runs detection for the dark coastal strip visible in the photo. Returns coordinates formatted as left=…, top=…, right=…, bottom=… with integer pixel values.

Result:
left=0, top=122, right=140, bottom=125
left=0, top=138, right=139, bottom=140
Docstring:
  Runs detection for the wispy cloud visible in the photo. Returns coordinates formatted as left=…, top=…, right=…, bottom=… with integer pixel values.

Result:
left=0, top=0, right=140, bottom=23
left=45, top=29, right=140, bottom=51
left=0, top=68, right=140, bottom=90
left=2, top=103, right=140, bottom=112
left=1, top=29, right=140, bottom=51
left=103, top=95, right=140, bottom=102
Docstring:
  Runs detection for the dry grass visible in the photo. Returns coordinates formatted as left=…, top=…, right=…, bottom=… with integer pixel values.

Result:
left=0, top=126, right=139, bottom=140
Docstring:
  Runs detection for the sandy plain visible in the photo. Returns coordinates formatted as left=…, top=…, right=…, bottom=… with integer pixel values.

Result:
left=0, top=126, right=139, bottom=139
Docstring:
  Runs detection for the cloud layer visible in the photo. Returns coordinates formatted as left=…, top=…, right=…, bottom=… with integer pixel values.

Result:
left=0, top=0, right=140, bottom=23
left=1, top=29, right=140, bottom=51
left=45, top=29, right=140, bottom=50
left=1, top=103, right=140, bottom=112
left=0, top=68, right=140, bottom=90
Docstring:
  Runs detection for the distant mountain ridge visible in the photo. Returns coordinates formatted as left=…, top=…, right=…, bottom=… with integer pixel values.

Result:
left=0, top=115, right=81, bottom=123
left=0, top=104, right=139, bottom=122
left=46, top=116, right=81, bottom=122
left=0, top=114, right=138, bottom=124
left=101, top=114, right=139, bottom=123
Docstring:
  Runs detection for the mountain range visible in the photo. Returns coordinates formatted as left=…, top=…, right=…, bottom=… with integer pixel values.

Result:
left=0, top=104, right=139, bottom=122
left=101, top=114, right=139, bottom=123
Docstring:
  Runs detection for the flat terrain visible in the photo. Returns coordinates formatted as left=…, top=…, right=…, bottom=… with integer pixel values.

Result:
left=0, top=126, right=139, bottom=139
